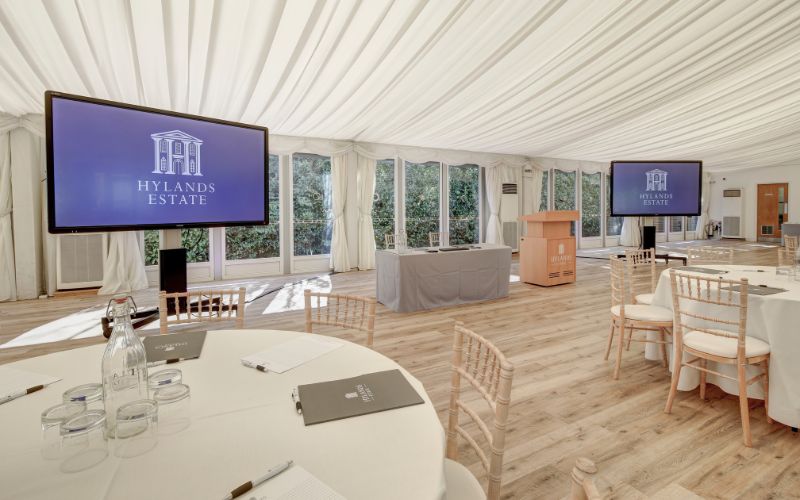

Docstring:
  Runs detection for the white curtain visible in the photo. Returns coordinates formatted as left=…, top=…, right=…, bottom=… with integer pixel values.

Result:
left=98, top=232, right=148, bottom=295
left=620, top=217, right=641, bottom=247
left=695, top=172, right=711, bottom=239
left=356, top=155, right=377, bottom=270
left=484, top=166, right=504, bottom=244
left=529, top=167, right=544, bottom=214
left=330, top=152, right=351, bottom=272
left=0, top=132, right=16, bottom=301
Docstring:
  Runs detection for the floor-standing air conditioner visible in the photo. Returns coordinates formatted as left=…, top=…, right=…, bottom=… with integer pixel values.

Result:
left=56, top=233, right=107, bottom=290
left=500, top=183, right=519, bottom=251
left=721, top=188, right=745, bottom=239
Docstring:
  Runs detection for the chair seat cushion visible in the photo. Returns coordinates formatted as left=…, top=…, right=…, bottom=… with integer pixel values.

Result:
left=610, top=304, right=672, bottom=323
left=635, top=293, right=654, bottom=305
left=444, top=458, right=484, bottom=500
left=684, top=330, right=770, bottom=358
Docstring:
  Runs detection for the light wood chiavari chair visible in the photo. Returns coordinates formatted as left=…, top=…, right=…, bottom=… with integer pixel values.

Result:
left=429, top=232, right=445, bottom=247
left=665, top=270, right=771, bottom=447
left=606, top=255, right=672, bottom=379
left=303, top=290, right=377, bottom=348
left=566, top=458, right=605, bottom=500
left=158, top=287, right=246, bottom=334
left=777, top=247, right=795, bottom=267
left=784, top=235, right=799, bottom=252
left=384, top=233, right=396, bottom=249
left=686, top=246, right=734, bottom=265
left=445, top=322, right=514, bottom=500
left=624, top=248, right=657, bottom=305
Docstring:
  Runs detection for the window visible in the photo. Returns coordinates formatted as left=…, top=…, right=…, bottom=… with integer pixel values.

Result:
left=449, top=164, right=480, bottom=245
left=144, top=230, right=159, bottom=266
left=189, top=160, right=196, bottom=174
left=189, top=143, right=196, bottom=155
left=181, top=228, right=209, bottom=263
left=161, top=141, right=167, bottom=153
left=175, top=142, right=182, bottom=154
left=405, top=161, right=441, bottom=248
left=670, top=217, right=683, bottom=233
left=225, top=154, right=280, bottom=260
left=606, top=174, right=622, bottom=236
left=581, top=172, right=601, bottom=237
left=539, top=170, right=549, bottom=212
left=293, top=153, right=332, bottom=256
left=372, top=159, right=395, bottom=248
left=687, top=216, right=699, bottom=234
left=553, top=170, right=576, bottom=210
left=160, top=157, right=166, bottom=172
left=655, top=217, right=666, bottom=234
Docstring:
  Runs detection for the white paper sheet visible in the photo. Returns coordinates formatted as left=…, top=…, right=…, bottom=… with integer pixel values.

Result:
left=0, top=366, right=61, bottom=398
left=241, top=336, right=343, bottom=374
left=253, top=465, right=345, bottom=500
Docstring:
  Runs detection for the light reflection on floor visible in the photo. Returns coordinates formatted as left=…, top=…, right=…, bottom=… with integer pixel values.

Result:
left=262, top=275, right=332, bottom=315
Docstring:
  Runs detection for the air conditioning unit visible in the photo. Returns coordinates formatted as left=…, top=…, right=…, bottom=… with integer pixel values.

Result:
left=500, top=183, right=519, bottom=251
left=56, top=233, right=107, bottom=290
left=721, top=188, right=745, bottom=239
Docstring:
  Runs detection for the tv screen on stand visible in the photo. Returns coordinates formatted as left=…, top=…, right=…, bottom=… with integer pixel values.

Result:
left=46, top=91, right=268, bottom=233
left=610, top=161, right=702, bottom=217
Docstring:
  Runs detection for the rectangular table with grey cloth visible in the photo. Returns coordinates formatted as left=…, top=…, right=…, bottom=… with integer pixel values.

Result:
left=376, top=244, right=512, bottom=313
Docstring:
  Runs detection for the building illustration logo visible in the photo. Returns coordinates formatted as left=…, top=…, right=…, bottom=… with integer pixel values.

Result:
left=645, top=169, right=668, bottom=191
left=151, top=130, right=203, bottom=176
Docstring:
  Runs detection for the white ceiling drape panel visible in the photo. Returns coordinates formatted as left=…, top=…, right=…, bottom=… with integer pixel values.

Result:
left=0, top=1, right=798, bottom=171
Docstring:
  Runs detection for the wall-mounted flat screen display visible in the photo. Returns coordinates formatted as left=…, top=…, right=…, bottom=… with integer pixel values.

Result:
left=610, top=161, right=702, bottom=217
left=46, top=91, right=268, bottom=233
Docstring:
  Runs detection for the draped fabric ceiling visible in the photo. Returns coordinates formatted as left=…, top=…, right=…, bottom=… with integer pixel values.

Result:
left=0, top=0, right=798, bottom=172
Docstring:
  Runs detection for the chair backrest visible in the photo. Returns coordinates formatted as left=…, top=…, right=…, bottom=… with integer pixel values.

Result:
left=624, top=248, right=657, bottom=296
left=429, top=232, right=444, bottom=247
left=785, top=235, right=799, bottom=252
left=609, top=255, right=629, bottom=308
left=668, top=270, right=749, bottom=360
left=303, top=290, right=377, bottom=348
left=384, top=233, right=395, bottom=249
left=686, top=247, right=734, bottom=265
left=446, top=322, right=514, bottom=500
left=159, top=287, right=246, bottom=334
left=777, top=247, right=795, bottom=267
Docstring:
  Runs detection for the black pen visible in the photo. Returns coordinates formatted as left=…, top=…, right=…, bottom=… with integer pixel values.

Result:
left=291, top=388, right=302, bottom=414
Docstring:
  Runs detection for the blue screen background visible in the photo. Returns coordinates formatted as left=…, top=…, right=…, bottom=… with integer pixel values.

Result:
left=611, top=162, right=701, bottom=216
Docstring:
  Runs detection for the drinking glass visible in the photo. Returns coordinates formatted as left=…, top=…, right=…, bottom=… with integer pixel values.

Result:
left=114, top=399, right=158, bottom=458
left=62, top=383, right=103, bottom=410
left=60, top=409, right=108, bottom=473
left=148, top=368, right=182, bottom=391
left=40, top=402, right=86, bottom=460
left=153, top=383, right=191, bottom=435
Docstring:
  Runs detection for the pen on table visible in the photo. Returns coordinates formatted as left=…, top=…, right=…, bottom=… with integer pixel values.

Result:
left=291, top=388, right=302, bottom=414
left=241, top=360, right=269, bottom=372
left=0, top=385, right=45, bottom=405
left=221, top=460, right=294, bottom=500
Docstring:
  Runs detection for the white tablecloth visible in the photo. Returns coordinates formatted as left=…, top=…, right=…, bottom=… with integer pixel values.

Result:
left=376, top=244, right=512, bottom=312
left=647, top=265, right=800, bottom=427
left=0, top=330, right=446, bottom=500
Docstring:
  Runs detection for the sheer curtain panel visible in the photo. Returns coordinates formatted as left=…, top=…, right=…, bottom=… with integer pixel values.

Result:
left=357, top=155, right=377, bottom=270
left=98, top=232, right=148, bottom=295
left=695, top=172, right=711, bottom=239
left=0, top=133, right=15, bottom=301
left=330, top=152, right=351, bottom=272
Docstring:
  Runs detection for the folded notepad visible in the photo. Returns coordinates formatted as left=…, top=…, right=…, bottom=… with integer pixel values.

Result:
left=255, top=465, right=345, bottom=500
left=241, top=336, right=343, bottom=374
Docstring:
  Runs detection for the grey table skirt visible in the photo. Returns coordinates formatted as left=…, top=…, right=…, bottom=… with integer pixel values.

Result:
left=375, top=244, right=512, bottom=313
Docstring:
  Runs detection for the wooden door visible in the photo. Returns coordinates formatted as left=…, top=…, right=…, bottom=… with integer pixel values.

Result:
left=757, top=183, right=789, bottom=241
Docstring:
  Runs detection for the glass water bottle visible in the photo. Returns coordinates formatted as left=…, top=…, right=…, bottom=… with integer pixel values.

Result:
left=101, top=295, right=148, bottom=438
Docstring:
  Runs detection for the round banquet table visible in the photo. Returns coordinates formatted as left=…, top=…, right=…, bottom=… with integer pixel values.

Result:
left=646, top=265, right=800, bottom=428
left=0, top=330, right=447, bottom=500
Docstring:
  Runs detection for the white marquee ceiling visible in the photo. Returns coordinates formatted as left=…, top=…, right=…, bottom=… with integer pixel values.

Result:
left=0, top=0, right=798, bottom=171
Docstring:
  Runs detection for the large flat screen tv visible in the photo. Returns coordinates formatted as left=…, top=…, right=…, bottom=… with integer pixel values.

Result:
left=46, top=91, right=268, bottom=233
left=610, top=160, right=702, bottom=217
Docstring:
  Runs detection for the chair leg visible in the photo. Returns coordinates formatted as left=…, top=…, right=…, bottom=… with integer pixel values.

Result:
left=699, top=358, right=707, bottom=401
left=664, top=343, right=683, bottom=414
left=737, top=363, right=753, bottom=447
left=604, top=321, right=615, bottom=361
left=761, top=358, right=772, bottom=424
left=613, top=321, right=627, bottom=380
left=659, top=329, right=668, bottom=368
left=626, top=326, right=633, bottom=351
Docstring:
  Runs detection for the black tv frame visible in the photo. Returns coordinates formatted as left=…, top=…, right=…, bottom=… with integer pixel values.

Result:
left=609, top=160, right=702, bottom=218
left=45, top=91, right=269, bottom=234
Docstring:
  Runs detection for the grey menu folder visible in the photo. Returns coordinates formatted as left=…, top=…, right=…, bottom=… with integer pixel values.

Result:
left=298, top=369, right=424, bottom=426
left=143, top=331, right=207, bottom=363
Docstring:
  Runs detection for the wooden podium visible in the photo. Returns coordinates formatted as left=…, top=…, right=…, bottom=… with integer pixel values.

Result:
left=519, top=211, right=579, bottom=286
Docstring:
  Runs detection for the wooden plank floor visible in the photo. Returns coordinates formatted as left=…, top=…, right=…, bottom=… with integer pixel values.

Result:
left=1, top=240, right=798, bottom=499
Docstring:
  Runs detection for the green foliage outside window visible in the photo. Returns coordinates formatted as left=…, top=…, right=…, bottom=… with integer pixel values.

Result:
left=181, top=228, right=209, bottom=263
left=144, top=230, right=159, bottom=266
left=293, top=153, right=332, bottom=256
left=449, top=164, right=479, bottom=245
left=554, top=170, right=576, bottom=210
left=539, top=170, right=549, bottom=211
left=372, top=159, right=395, bottom=248
left=606, top=174, right=622, bottom=236
left=581, top=172, right=601, bottom=237
left=225, top=155, right=280, bottom=260
left=405, top=161, right=440, bottom=248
